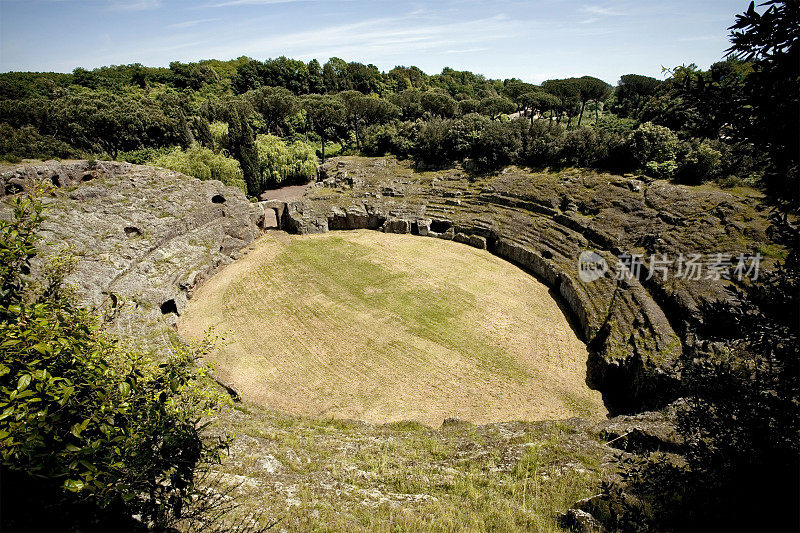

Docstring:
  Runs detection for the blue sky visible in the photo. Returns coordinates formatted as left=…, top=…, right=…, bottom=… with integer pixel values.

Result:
left=0, top=0, right=745, bottom=84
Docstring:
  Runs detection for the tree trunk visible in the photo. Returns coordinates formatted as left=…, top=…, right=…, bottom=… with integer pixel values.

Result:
left=321, top=137, right=326, bottom=162
left=577, top=100, right=586, bottom=127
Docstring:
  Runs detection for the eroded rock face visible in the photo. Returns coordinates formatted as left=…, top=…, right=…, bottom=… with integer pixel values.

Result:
left=274, top=156, right=772, bottom=414
left=1, top=160, right=264, bottom=358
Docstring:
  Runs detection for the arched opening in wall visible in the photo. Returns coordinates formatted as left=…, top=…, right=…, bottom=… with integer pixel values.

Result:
left=430, top=219, right=451, bottom=233
left=212, top=194, right=226, bottom=204
left=160, top=299, right=178, bottom=315
left=179, top=229, right=607, bottom=427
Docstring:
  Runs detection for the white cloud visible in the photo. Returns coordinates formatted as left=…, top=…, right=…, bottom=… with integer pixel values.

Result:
left=198, top=13, right=522, bottom=64
left=107, top=0, right=161, bottom=10
left=169, top=18, right=221, bottom=29
left=210, top=0, right=344, bottom=6
left=581, top=4, right=624, bottom=16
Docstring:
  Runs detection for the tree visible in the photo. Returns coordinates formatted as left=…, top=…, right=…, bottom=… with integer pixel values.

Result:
left=225, top=99, right=260, bottom=196
left=231, top=57, right=310, bottom=94
left=307, top=59, right=324, bottom=94
left=248, top=86, right=299, bottom=134
left=501, top=79, right=536, bottom=110
left=420, top=91, right=458, bottom=118
left=254, top=134, right=317, bottom=188
left=389, top=89, right=425, bottom=120
left=478, top=96, right=515, bottom=120
left=322, top=57, right=349, bottom=93
left=346, top=62, right=382, bottom=94
left=541, top=78, right=581, bottom=125
left=576, top=76, right=612, bottom=126
left=302, top=94, right=345, bottom=162
left=169, top=61, right=219, bottom=91
left=520, top=91, right=560, bottom=123
left=339, top=91, right=399, bottom=150
left=727, top=0, right=799, bottom=210
left=613, top=74, right=662, bottom=117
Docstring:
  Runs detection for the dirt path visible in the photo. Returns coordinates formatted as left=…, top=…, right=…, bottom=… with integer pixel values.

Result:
left=179, top=230, right=606, bottom=426
left=259, top=183, right=314, bottom=202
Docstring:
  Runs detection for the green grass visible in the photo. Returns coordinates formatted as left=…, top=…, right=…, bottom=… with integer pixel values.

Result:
left=197, top=403, right=608, bottom=532
left=280, top=236, right=531, bottom=381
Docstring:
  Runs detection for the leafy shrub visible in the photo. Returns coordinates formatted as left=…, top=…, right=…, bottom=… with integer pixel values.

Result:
left=559, top=127, right=607, bottom=167
left=677, top=141, right=722, bottom=184
left=629, top=122, right=681, bottom=178
left=471, top=119, right=523, bottom=170
left=208, top=121, right=230, bottom=153
left=0, top=195, right=230, bottom=531
left=629, top=122, right=679, bottom=165
left=413, top=118, right=458, bottom=167
left=254, top=134, right=318, bottom=188
left=362, top=121, right=416, bottom=158
left=0, top=123, right=80, bottom=161
left=645, top=159, right=679, bottom=179
left=519, top=120, right=564, bottom=168
left=594, top=113, right=637, bottom=136
left=150, top=144, right=246, bottom=191
left=117, top=146, right=172, bottom=165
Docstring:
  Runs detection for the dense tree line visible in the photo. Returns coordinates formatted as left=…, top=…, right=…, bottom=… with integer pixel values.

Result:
left=0, top=21, right=791, bottom=201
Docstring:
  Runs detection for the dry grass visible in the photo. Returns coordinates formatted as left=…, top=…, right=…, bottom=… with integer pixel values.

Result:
left=180, top=230, right=606, bottom=426
left=195, top=403, right=611, bottom=532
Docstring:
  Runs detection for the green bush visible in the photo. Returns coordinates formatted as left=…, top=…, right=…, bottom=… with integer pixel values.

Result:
left=254, top=134, right=318, bottom=188
left=645, top=159, right=679, bottom=179
left=560, top=127, right=608, bottom=167
left=677, top=141, right=722, bottom=184
left=519, top=120, right=564, bottom=168
left=208, top=121, right=230, bottom=153
left=629, top=122, right=680, bottom=176
left=0, top=195, right=229, bottom=530
left=150, top=144, right=246, bottom=191
left=362, top=121, right=416, bottom=158
left=117, top=146, right=172, bottom=165
left=413, top=118, right=457, bottom=167
left=0, top=123, right=80, bottom=161
left=471, top=119, right=523, bottom=170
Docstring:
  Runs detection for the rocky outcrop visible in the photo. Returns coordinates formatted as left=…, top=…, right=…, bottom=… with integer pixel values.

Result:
left=271, top=156, right=772, bottom=414
left=1, top=160, right=265, bottom=358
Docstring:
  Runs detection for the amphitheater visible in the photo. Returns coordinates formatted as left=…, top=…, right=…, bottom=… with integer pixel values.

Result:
left=0, top=157, right=773, bottom=529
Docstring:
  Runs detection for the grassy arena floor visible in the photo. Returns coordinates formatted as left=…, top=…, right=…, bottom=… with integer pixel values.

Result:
left=179, top=230, right=606, bottom=426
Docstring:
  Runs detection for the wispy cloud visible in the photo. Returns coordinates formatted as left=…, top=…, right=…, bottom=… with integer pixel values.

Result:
left=169, top=17, right=221, bottom=29
left=581, top=4, right=624, bottom=16
left=107, top=0, right=161, bottom=10
left=210, top=0, right=343, bottom=6
left=198, top=12, right=522, bottom=64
